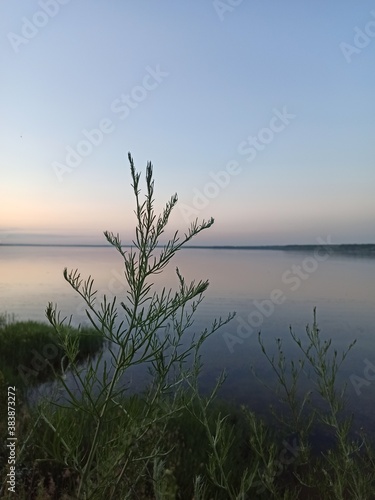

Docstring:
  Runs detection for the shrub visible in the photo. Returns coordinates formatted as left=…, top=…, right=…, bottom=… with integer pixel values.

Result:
left=35, top=153, right=233, bottom=499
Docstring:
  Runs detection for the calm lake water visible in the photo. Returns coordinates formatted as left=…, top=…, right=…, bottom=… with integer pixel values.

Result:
left=1, top=245, right=375, bottom=436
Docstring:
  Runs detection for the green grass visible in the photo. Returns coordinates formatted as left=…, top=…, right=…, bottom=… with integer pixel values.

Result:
left=4, top=386, right=374, bottom=499
left=0, top=315, right=104, bottom=389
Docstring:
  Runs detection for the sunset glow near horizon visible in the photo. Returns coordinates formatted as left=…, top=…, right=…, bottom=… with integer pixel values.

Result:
left=1, top=1, right=374, bottom=246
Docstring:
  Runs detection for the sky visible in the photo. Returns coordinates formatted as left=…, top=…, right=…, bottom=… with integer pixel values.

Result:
left=1, top=0, right=374, bottom=246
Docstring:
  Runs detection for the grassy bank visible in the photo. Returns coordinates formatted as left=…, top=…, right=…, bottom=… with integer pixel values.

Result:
left=1, top=378, right=375, bottom=499
left=0, top=313, right=104, bottom=390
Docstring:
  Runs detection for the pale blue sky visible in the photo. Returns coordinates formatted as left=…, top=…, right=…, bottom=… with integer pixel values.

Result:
left=1, top=1, right=374, bottom=245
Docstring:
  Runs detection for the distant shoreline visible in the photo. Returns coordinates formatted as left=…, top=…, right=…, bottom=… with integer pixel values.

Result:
left=1, top=243, right=374, bottom=255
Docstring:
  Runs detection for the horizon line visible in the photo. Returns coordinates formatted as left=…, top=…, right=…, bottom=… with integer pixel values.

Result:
left=1, top=243, right=374, bottom=249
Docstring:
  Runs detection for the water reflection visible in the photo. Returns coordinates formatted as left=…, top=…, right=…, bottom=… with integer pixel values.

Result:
left=1, top=245, right=374, bottom=435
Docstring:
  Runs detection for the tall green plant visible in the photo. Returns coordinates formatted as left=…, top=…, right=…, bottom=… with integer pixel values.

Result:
left=40, top=153, right=233, bottom=499
left=253, top=309, right=375, bottom=499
